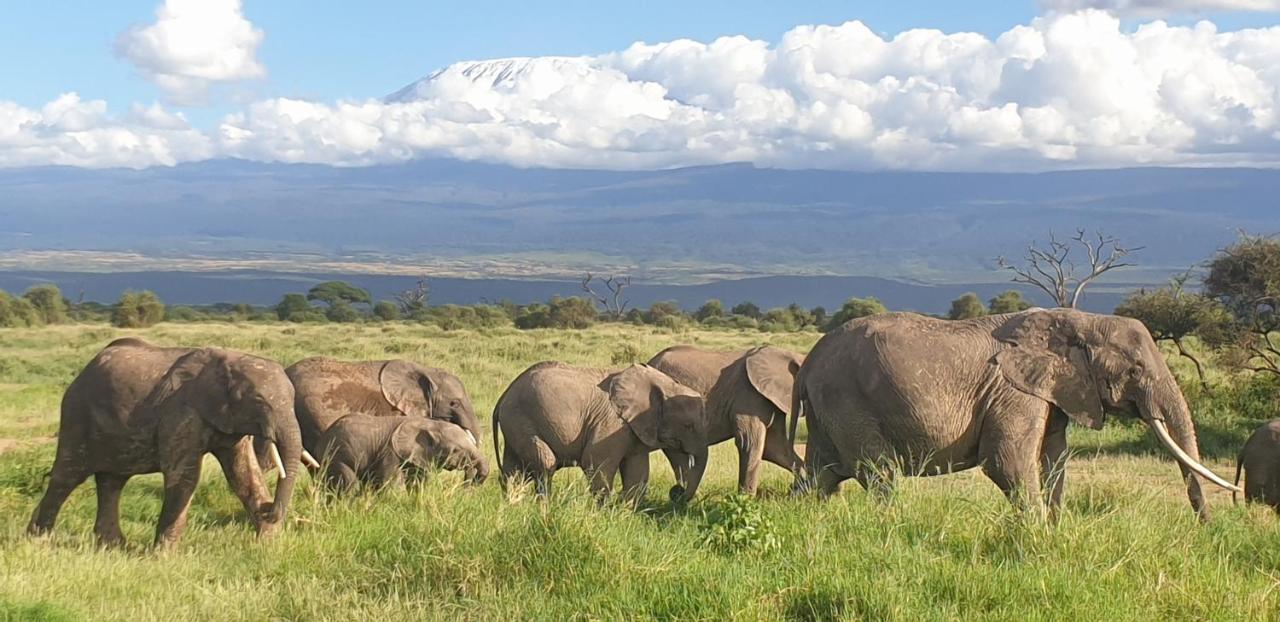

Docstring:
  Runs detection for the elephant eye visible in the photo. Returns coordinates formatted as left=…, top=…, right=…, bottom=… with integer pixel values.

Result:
left=449, top=399, right=461, bottom=408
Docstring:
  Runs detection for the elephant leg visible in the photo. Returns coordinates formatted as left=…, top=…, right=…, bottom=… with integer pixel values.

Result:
left=762, top=414, right=804, bottom=477
left=583, top=453, right=622, bottom=503
left=93, top=473, right=130, bottom=547
left=1039, top=409, right=1069, bottom=521
left=619, top=452, right=650, bottom=508
left=980, top=414, right=1048, bottom=518
left=27, top=462, right=90, bottom=537
left=325, top=463, right=359, bottom=494
left=804, top=418, right=848, bottom=498
left=734, top=414, right=767, bottom=496
left=213, top=438, right=273, bottom=522
left=851, top=456, right=897, bottom=503
left=154, top=454, right=203, bottom=548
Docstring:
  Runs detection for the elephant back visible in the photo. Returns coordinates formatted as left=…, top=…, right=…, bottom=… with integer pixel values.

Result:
left=647, top=346, right=743, bottom=397
left=288, top=357, right=404, bottom=447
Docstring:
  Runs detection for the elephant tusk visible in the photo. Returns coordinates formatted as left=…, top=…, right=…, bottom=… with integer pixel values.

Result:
left=1150, top=418, right=1240, bottom=492
left=466, top=430, right=477, bottom=447
left=301, top=450, right=321, bottom=470
left=687, top=454, right=695, bottom=470
left=268, top=442, right=287, bottom=478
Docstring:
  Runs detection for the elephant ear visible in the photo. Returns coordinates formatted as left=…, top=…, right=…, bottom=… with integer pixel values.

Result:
left=607, top=365, right=663, bottom=448
left=744, top=347, right=802, bottom=417
left=389, top=420, right=433, bottom=467
left=380, top=361, right=435, bottom=417
left=152, top=349, right=235, bottom=435
left=993, top=311, right=1105, bottom=430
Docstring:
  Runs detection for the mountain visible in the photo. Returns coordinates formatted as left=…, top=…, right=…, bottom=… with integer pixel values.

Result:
left=386, top=56, right=596, bottom=102
left=0, top=160, right=1277, bottom=287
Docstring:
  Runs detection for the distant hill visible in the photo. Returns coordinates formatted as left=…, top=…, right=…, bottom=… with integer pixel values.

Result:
left=0, top=160, right=1276, bottom=284
left=0, top=270, right=1130, bottom=315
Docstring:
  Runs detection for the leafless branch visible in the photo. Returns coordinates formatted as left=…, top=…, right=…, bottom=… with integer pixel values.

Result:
left=997, top=229, right=1141, bottom=308
left=581, top=273, right=631, bottom=319
left=395, top=277, right=430, bottom=315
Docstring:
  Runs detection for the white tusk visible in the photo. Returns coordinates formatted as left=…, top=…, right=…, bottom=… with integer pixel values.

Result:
left=687, top=455, right=694, bottom=470
left=301, top=450, right=320, bottom=470
left=1150, top=418, right=1241, bottom=492
left=268, top=442, right=287, bottom=479
left=466, top=430, right=477, bottom=447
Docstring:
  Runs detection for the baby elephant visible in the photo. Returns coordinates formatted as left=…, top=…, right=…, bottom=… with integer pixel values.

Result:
left=316, top=415, right=489, bottom=492
left=493, top=362, right=708, bottom=505
left=1236, top=419, right=1280, bottom=512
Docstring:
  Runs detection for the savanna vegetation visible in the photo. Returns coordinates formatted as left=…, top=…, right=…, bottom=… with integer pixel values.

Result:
left=1, top=233, right=1280, bottom=619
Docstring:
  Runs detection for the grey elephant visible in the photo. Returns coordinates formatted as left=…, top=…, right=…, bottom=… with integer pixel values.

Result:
left=492, top=362, right=708, bottom=505
left=1234, top=419, right=1280, bottom=512
left=28, top=338, right=304, bottom=548
left=287, top=357, right=480, bottom=454
left=648, top=345, right=803, bottom=495
left=791, top=309, right=1239, bottom=521
left=315, top=415, right=490, bottom=492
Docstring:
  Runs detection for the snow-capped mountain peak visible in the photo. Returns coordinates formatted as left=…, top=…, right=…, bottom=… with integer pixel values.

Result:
left=386, top=56, right=599, bottom=102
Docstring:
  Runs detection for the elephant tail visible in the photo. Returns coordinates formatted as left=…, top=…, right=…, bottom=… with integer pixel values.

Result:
left=1233, top=451, right=1243, bottom=506
left=492, top=402, right=503, bottom=475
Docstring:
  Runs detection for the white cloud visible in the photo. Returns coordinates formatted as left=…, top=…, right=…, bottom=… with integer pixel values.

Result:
left=116, top=0, right=265, bottom=105
left=1040, top=0, right=1280, bottom=16
left=5, top=11, right=1280, bottom=170
left=0, top=94, right=211, bottom=168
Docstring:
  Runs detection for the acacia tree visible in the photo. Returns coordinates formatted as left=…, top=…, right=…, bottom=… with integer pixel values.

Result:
left=997, top=229, right=1141, bottom=309
left=1203, top=234, right=1280, bottom=376
left=1115, top=274, right=1230, bottom=387
left=947, top=293, right=987, bottom=320
left=581, top=273, right=631, bottom=320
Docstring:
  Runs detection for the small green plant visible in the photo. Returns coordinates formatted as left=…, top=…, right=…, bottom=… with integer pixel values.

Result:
left=698, top=494, right=779, bottom=554
left=610, top=343, right=644, bottom=366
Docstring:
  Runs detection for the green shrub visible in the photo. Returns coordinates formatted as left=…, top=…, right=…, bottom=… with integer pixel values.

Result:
left=698, top=494, right=780, bottom=554
left=373, top=300, right=400, bottom=321
left=22, top=284, right=68, bottom=324
left=110, top=290, right=164, bottom=328
left=0, top=290, right=42, bottom=327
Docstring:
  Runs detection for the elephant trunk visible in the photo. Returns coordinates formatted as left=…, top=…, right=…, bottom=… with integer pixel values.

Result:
left=1137, top=375, right=1237, bottom=521
left=669, top=447, right=708, bottom=505
left=464, top=449, right=490, bottom=486
left=262, top=414, right=303, bottom=533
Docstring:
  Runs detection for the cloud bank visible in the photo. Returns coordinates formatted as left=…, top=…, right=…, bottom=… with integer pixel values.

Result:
left=115, top=0, right=265, bottom=105
left=1040, top=0, right=1280, bottom=15
left=5, top=10, right=1280, bottom=171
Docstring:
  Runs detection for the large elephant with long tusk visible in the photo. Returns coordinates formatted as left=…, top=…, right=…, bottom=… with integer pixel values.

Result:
left=27, top=338, right=308, bottom=548
left=286, top=357, right=480, bottom=455
left=791, top=308, right=1239, bottom=521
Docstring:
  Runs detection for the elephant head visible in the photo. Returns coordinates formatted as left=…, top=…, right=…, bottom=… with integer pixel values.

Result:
left=390, top=420, right=490, bottom=485
left=379, top=360, right=479, bottom=447
left=993, top=309, right=1239, bottom=519
left=608, top=365, right=708, bottom=503
left=154, top=349, right=302, bottom=533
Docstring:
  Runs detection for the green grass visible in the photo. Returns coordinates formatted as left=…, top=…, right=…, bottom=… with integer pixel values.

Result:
left=1, top=323, right=1279, bottom=621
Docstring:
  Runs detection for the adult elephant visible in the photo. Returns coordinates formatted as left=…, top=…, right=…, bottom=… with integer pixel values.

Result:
left=28, top=338, right=303, bottom=548
left=790, top=309, right=1240, bottom=521
left=287, top=357, right=479, bottom=454
left=648, top=345, right=803, bottom=495
left=492, top=362, right=708, bottom=505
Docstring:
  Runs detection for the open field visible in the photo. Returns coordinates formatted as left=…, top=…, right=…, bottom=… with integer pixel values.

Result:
left=2, top=323, right=1280, bottom=620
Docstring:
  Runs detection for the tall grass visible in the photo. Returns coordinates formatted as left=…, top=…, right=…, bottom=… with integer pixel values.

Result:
left=1, top=323, right=1278, bottom=620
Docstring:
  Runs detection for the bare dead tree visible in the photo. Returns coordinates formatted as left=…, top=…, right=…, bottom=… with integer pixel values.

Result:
left=581, top=273, right=631, bottom=319
left=395, top=277, right=430, bottom=315
left=996, top=228, right=1142, bottom=309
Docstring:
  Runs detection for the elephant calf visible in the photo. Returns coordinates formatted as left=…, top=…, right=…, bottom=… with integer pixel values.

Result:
left=316, top=415, right=489, bottom=492
left=1235, top=419, right=1280, bottom=512
left=649, top=345, right=803, bottom=496
left=493, top=362, right=708, bottom=505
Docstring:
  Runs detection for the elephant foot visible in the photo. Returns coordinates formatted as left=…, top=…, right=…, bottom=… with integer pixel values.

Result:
left=255, top=519, right=284, bottom=540
left=668, top=485, right=688, bottom=507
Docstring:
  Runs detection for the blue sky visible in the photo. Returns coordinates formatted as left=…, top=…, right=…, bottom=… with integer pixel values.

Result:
left=1, top=1, right=1278, bottom=170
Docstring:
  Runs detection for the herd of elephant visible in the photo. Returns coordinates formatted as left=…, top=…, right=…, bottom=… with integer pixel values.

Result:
left=22, top=308, right=1280, bottom=549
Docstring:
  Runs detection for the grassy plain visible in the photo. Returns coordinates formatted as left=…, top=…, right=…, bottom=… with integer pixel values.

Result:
left=1, top=323, right=1279, bottom=621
